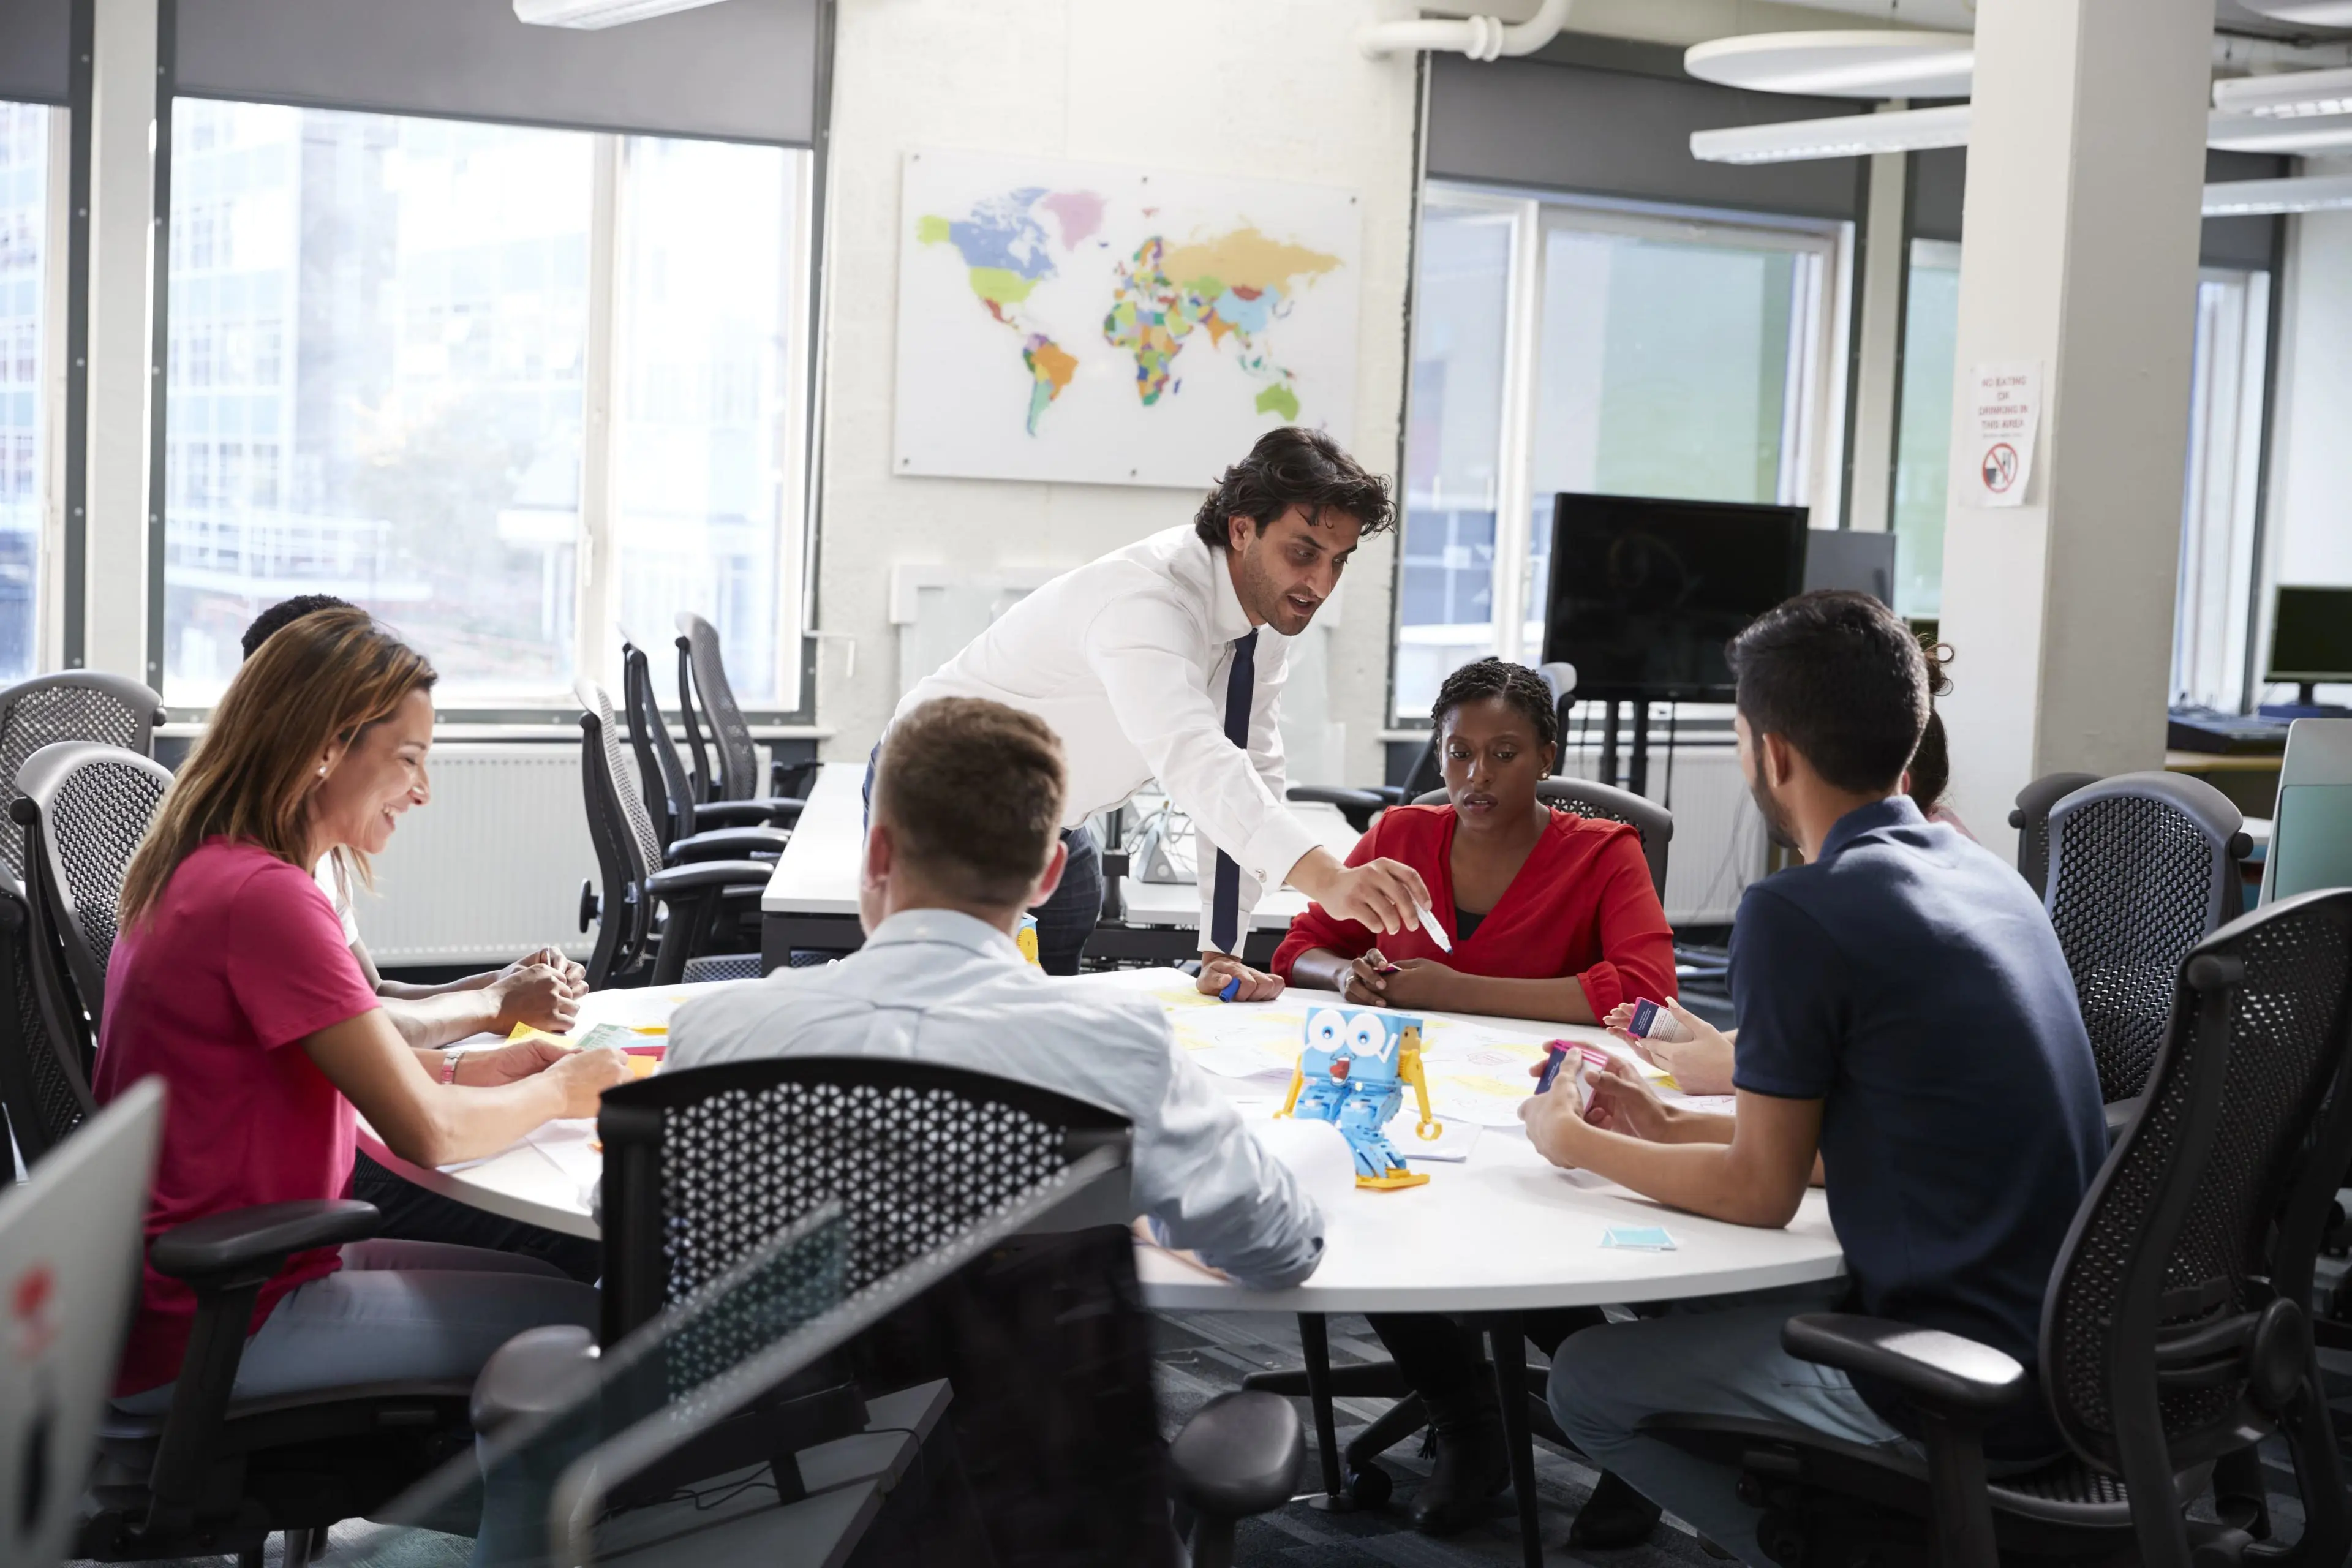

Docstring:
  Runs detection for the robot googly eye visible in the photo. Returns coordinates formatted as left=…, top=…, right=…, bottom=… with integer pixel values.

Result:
left=1346, top=1013, right=1386, bottom=1058
left=1306, top=1009, right=1344, bottom=1052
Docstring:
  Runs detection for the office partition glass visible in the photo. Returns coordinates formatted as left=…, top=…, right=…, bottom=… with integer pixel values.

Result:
left=0, top=102, right=49, bottom=683
left=611, top=137, right=802, bottom=706
left=1891, top=239, right=1960, bottom=620
left=1393, top=183, right=1847, bottom=723
left=160, top=100, right=815, bottom=713
left=1396, top=197, right=1512, bottom=718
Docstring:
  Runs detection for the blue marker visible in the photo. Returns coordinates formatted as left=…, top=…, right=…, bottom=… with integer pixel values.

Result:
left=1219, top=975, right=1242, bottom=1002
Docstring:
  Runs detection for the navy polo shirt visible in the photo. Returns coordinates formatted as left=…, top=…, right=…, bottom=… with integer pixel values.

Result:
left=1732, top=795, right=2105, bottom=1456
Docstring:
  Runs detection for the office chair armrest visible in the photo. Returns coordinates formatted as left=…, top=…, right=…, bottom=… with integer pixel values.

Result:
left=666, top=826, right=792, bottom=864
left=1170, top=1389, right=1304, bottom=1520
left=645, top=860, right=778, bottom=897
left=143, top=1199, right=383, bottom=1532
left=1781, top=1314, right=2029, bottom=1422
left=1284, top=785, right=1398, bottom=835
left=693, top=798, right=805, bottom=827
left=149, top=1199, right=381, bottom=1287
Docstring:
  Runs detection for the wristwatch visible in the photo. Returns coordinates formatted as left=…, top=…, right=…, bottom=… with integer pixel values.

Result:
left=440, top=1051, right=464, bottom=1085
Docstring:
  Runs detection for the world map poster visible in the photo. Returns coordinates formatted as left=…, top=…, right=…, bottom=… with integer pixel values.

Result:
left=893, top=148, right=1363, bottom=488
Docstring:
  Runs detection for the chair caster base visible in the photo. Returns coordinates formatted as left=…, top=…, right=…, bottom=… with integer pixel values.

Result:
left=1346, top=1462, right=1394, bottom=1509
left=1306, top=1491, right=1360, bottom=1512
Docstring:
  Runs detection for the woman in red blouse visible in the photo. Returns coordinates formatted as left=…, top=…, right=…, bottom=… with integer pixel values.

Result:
left=1273, top=666, right=1675, bottom=1022
left=1275, top=658, right=1675, bottom=1544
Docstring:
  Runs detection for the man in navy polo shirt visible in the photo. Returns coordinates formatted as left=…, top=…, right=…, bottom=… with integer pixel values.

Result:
left=1518, top=590, right=2105, bottom=1565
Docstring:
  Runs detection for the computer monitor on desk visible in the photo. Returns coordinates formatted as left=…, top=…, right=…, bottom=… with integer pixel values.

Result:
left=2261, top=586, right=2352, bottom=718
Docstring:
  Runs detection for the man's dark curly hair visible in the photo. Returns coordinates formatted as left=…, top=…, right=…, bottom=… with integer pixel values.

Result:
left=241, top=593, right=355, bottom=661
left=1193, top=426, right=1394, bottom=549
left=1431, top=657, right=1558, bottom=752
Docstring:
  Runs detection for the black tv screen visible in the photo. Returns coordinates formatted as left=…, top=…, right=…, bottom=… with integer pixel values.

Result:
left=1540, top=493, right=1810, bottom=701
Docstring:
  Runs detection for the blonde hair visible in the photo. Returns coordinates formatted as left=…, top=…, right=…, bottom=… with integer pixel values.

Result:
left=120, top=606, right=437, bottom=926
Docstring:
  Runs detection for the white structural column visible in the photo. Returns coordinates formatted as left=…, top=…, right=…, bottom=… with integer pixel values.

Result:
left=1935, top=0, right=2215, bottom=858
left=82, top=0, right=159, bottom=680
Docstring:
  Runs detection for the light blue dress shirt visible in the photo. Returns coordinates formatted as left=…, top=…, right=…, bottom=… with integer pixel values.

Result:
left=666, top=908, right=1325, bottom=1290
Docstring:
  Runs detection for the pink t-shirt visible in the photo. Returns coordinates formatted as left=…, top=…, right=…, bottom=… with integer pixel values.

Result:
left=94, top=838, right=382, bottom=1396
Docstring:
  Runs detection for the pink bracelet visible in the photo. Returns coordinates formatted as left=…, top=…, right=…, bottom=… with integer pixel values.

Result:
left=440, top=1052, right=462, bottom=1085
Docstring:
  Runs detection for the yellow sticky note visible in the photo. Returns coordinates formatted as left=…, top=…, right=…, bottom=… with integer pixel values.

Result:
left=1149, top=987, right=1221, bottom=1010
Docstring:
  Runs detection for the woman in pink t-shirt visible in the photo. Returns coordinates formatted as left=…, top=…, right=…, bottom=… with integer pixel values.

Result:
left=97, top=608, right=632, bottom=1407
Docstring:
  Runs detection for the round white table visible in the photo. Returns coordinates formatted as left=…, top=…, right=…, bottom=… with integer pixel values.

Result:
left=372, top=968, right=1844, bottom=1567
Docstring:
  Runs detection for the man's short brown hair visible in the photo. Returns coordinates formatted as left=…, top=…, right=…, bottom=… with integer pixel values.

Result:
left=875, top=698, right=1067, bottom=907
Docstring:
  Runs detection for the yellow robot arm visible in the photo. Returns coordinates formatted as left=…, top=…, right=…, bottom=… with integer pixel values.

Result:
left=1276, top=1061, right=1306, bottom=1118
left=1400, top=1028, right=1443, bottom=1140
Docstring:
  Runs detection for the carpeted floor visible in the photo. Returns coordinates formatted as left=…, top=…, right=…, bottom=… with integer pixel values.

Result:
left=69, top=1294, right=2352, bottom=1567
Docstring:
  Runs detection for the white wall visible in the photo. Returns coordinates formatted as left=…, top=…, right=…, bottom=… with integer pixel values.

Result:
left=812, top=0, right=1422, bottom=783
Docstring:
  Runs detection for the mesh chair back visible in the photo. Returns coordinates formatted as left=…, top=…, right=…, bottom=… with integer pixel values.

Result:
left=0, top=864, right=96, bottom=1166
left=2011, top=770, right=2102, bottom=897
left=676, top=611, right=761, bottom=803
left=622, top=641, right=698, bottom=849
left=597, top=1055, right=1133, bottom=1344
left=13, top=741, right=173, bottom=1027
left=0, top=673, right=165, bottom=884
left=575, top=680, right=661, bottom=987
left=2041, top=888, right=2352, bottom=1476
left=1415, top=777, right=1673, bottom=899
left=2044, top=772, right=2246, bottom=1103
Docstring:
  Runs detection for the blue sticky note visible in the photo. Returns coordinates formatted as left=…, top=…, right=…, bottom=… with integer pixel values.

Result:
left=1219, top=975, right=1242, bottom=1002
left=1601, top=1225, right=1676, bottom=1251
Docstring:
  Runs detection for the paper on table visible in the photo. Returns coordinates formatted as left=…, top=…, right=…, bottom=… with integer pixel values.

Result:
left=1403, top=1119, right=1480, bottom=1163
left=526, top=1118, right=602, bottom=1189
left=1148, top=987, right=1221, bottom=1011
left=575, top=989, right=697, bottom=1031
left=1169, top=1005, right=1306, bottom=1079
left=1425, top=1071, right=1537, bottom=1129
left=1418, top=1016, right=1670, bottom=1083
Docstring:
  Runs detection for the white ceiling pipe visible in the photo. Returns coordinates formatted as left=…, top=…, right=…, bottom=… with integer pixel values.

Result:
left=2211, top=32, right=2352, bottom=69
left=1359, top=0, right=1574, bottom=61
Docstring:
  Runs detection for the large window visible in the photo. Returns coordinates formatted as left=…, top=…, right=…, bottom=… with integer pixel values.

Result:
left=0, top=103, right=51, bottom=682
left=1396, top=186, right=1849, bottom=719
left=1890, top=246, right=2272, bottom=707
left=163, top=102, right=809, bottom=709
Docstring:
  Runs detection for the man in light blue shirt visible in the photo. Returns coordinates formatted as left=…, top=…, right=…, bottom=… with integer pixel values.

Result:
left=668, top=695, right=1325, bottom=1290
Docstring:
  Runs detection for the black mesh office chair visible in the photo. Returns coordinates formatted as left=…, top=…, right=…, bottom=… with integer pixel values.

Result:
left=0, top=861, right=94, bottom=1169
left=2043, top=772, right=2247, bottom=1125
left=1417, top=775, right=1673, bottom=899
left=2008, top=770, right=2102, bottom=897
left=620, top=639, right=796, bottom=865
left=674, top=611, right=810, bottom=809
left=1, top=742, right=470, bottom=1566
left=0, top=671, right=165, bottom=886
left=575, top=679, right=774, bottom=987
left=1642, top=888, right=2352, bottom=1568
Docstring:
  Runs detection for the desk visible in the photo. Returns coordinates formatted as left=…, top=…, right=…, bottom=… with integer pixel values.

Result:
left=382, top=968, right=1843, bottom=1566
left=758, top=762, right=1361, bottom=970
left=2167, top=748, right=2283, bottom=819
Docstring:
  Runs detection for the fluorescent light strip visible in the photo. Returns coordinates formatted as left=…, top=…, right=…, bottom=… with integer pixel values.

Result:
left=2201, top=174, right=2352, bottom=216
left=2213, top=65, right=2352, bottom=119
left=1690, top=104, right=1970, bottom=165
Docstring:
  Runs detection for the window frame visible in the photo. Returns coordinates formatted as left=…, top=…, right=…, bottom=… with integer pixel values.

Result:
left=146, top=96, right=822, bottom=726
left=1390, top=179, right=1855, bottom=728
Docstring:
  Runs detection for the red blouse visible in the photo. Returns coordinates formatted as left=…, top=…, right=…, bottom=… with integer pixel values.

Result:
left=1270, top=803, right=1676, bottom=1018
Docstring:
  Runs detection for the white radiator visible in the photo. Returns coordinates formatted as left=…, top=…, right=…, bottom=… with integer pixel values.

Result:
left=353, top=744, right=601, bottom=968
left=1555, top=742, right=1767, bottom=926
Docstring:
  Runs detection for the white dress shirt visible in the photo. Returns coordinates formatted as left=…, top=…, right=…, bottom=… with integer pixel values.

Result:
left=666, top=908, right=1325, bottom=1290
left=895, top=524, right=1322, bottom=942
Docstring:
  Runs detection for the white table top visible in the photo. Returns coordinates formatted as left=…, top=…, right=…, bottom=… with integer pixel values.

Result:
left=372, top=968, right=1844, bottom=1313
left=758, top=761, right=1360, bottom=932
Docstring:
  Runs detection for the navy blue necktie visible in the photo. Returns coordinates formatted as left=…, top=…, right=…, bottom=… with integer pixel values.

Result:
left=1210, top=631, right=1256, bottom=956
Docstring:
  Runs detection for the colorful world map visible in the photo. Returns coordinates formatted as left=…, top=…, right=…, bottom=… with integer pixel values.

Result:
left=916, top=186, right=1341, bottom=436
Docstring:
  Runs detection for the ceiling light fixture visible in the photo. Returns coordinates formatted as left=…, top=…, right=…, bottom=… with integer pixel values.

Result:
left=2207, top=106, right=2352, bottom=152
left=1690, top=103, right=1970, bottom=164
left=2212, top=65, right=2352, bottom=119
left=1684, top=31, right=1975, bottom=100
left=513, top=0, right=729, bottom=29
left=2201, top=173, right=2352, bottom=216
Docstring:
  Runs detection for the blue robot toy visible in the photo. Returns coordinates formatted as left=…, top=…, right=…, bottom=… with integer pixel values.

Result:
left=1278, top=1006, right=1444, bottom=1189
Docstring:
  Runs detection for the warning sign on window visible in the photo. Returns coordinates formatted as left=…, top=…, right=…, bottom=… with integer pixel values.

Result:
left=1964, top=362, right=2041, bottom=509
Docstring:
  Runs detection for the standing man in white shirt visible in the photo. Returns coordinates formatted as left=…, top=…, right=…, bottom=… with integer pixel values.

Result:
left=891, top=427, right=1431, bottom=987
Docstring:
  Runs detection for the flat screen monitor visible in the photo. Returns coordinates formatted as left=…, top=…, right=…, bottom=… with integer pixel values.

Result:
left=1803, top=528, right=1897, bottom=607
left=2266, top=586, right=2352, bottom=684
left=1540, top=492, right=1810, bottom=701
